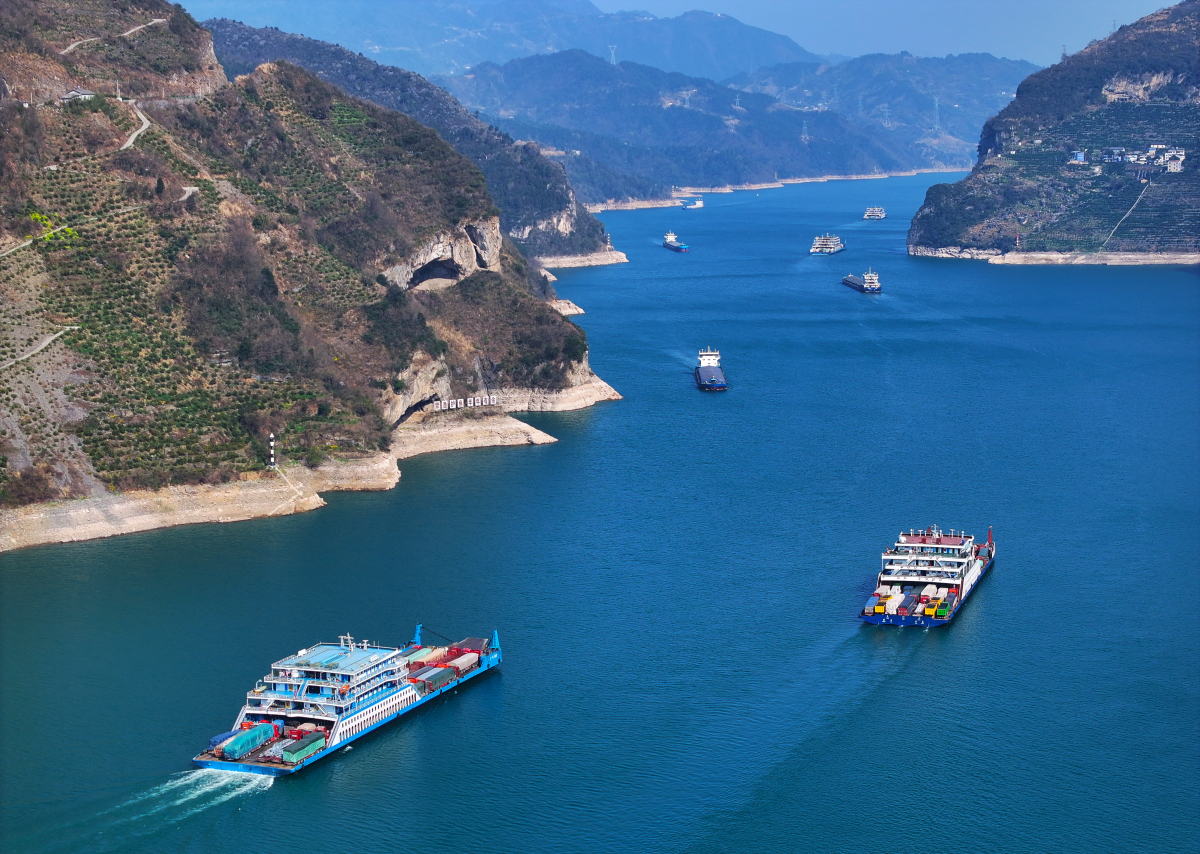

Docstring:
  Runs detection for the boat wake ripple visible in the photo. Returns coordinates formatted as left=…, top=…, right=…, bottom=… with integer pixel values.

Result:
left=19, top=770, right=271, bottom=853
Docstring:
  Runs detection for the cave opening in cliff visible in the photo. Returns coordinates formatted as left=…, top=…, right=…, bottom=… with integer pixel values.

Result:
left=409, top=259, right=462, bottom=288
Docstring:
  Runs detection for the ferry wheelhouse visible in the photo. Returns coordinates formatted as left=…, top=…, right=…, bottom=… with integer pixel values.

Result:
left=861, top=526, right=995, bottom=626
left=810, top=233, right=845, bottom=254
left=193, top=625, right=501, bottom=776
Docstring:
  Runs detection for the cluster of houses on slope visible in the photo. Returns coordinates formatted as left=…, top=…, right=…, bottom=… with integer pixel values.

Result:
left=1070, top=143, right=1187, bottom=172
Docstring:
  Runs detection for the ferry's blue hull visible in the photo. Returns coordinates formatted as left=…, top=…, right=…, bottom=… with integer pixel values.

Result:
left=193, top=649, right=502, bottom=776
left=860, top=554, right=995, bottom=627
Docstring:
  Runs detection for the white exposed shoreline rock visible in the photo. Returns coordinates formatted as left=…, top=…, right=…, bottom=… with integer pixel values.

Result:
left=987, top=250, right=1200, bottom=265
left=0, top=393, right=607, bottom=553
left=907, top=245, right=1002, bottom=260
left=908, top=245, right=1200, bottom=265
left=496, top=358, right=622, bottom=411
left=534, top=249, right=629, bottom=268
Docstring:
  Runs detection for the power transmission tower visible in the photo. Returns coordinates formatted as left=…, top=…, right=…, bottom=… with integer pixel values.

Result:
left=681, top=89, right=695, bottom=108
left=1061, top=44, right=1068, bottom=61
left=734, top=94, right=741, bottom=109
left=881, top=104, right=891, bottom=129
left=857, top=96, right=863, bottom=117
left=608, top=45, right=617, bottom=65
left=933, top=96, right=940, bottom=132
left=801, top=120, right=809, bottom=143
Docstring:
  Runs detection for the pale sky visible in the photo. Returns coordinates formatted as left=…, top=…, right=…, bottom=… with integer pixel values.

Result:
left=591, top=0, right=1172, bottom=65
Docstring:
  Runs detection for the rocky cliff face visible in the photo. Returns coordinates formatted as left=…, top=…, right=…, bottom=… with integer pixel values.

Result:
left=382, top=216, right=502, bottom=291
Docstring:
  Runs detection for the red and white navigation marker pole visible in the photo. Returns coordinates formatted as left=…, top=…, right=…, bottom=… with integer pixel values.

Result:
left=269, top=432, right=276, bottom=469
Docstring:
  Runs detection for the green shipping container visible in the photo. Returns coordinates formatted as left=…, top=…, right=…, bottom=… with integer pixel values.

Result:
left=426, top=667, right=455, bottom=691
left=282, top=732, right=326, bottom=764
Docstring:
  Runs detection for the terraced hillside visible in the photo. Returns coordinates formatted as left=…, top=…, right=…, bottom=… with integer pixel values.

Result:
left=0, top=0, right=597, bottom=507
left=205, top=19, right=609, bottom=257
left=908, top=2, right=1200, bottom=256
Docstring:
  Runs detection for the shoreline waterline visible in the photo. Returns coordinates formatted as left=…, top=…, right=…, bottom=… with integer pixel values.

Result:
left=584, top=167, right=967, bottom=211
left=0, top=377, right=620, bottom=552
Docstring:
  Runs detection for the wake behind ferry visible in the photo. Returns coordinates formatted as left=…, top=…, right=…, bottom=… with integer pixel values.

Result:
left=193, top=626, right=500, bottom=776
left=861, top=526, right=995, bottom=626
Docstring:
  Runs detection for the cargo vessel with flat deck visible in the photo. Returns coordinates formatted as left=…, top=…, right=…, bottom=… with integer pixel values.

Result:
left=663, top=231, right=689, bottom=252
left=694, top=348, right=728, bottom=391
left=861, top=526, right=995, bottom=626
left=193, top=626, right=500, bottom=776
left=843, top=269, right=882, bottom=293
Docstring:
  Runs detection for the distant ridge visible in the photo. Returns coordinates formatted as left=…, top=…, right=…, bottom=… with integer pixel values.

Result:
left=206, top=19, right=607, bottom=257
left=436, top=50, right=953, bottom=204
left=726, top=52, right=1040, bottom=167
left=185, top=0, right=823, bottom=80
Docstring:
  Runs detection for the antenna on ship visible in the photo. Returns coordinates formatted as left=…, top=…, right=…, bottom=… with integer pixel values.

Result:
left=608, top=45, right=617, bottom=65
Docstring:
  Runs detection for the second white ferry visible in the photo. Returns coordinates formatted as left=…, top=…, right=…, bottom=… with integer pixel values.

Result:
left=861, top=526, right=995, bottom=626
left=810, top=233, right=845, bottom=254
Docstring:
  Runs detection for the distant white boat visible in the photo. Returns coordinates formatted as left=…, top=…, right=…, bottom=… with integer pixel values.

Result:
left=682, top=198, right=704, bottom=209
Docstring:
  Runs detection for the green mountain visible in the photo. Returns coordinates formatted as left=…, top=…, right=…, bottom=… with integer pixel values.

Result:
left=0, top=0, right=597, bottom=507
left=908, top=1, right=1200, bottom=256
left=726, top=52, right=1040, bottom=167
left=181, top=0, right=825, bottom=80
left=205, top=19, right=608, bottom=257
left=436, top=50, right=942, bottom=203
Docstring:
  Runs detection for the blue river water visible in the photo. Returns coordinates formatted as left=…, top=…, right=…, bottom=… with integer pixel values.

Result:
left=2, top=173, right=1197, bottom=853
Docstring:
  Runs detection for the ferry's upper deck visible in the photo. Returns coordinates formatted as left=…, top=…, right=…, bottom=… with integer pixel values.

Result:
left=273, top=638, right=406, bottom=678
left=879, top=527, right=978, bottom=582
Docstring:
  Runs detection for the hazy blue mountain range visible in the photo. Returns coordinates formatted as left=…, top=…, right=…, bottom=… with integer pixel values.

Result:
left=436, top=50, right=962, bottom=202
left=182, top=0, right=824, bottom=79
left=726, top=52, right=1040, bottom=164
left=207, top=19, right=608, bottom=256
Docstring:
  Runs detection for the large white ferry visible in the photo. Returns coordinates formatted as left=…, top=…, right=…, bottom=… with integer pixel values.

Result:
left=863, top=207, right=887, bottom=220
left=810, top=233, right=845, bottom=254
left=861, top=526, right=995, bottom=626
left=193, top=626, right=501, bottom=775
